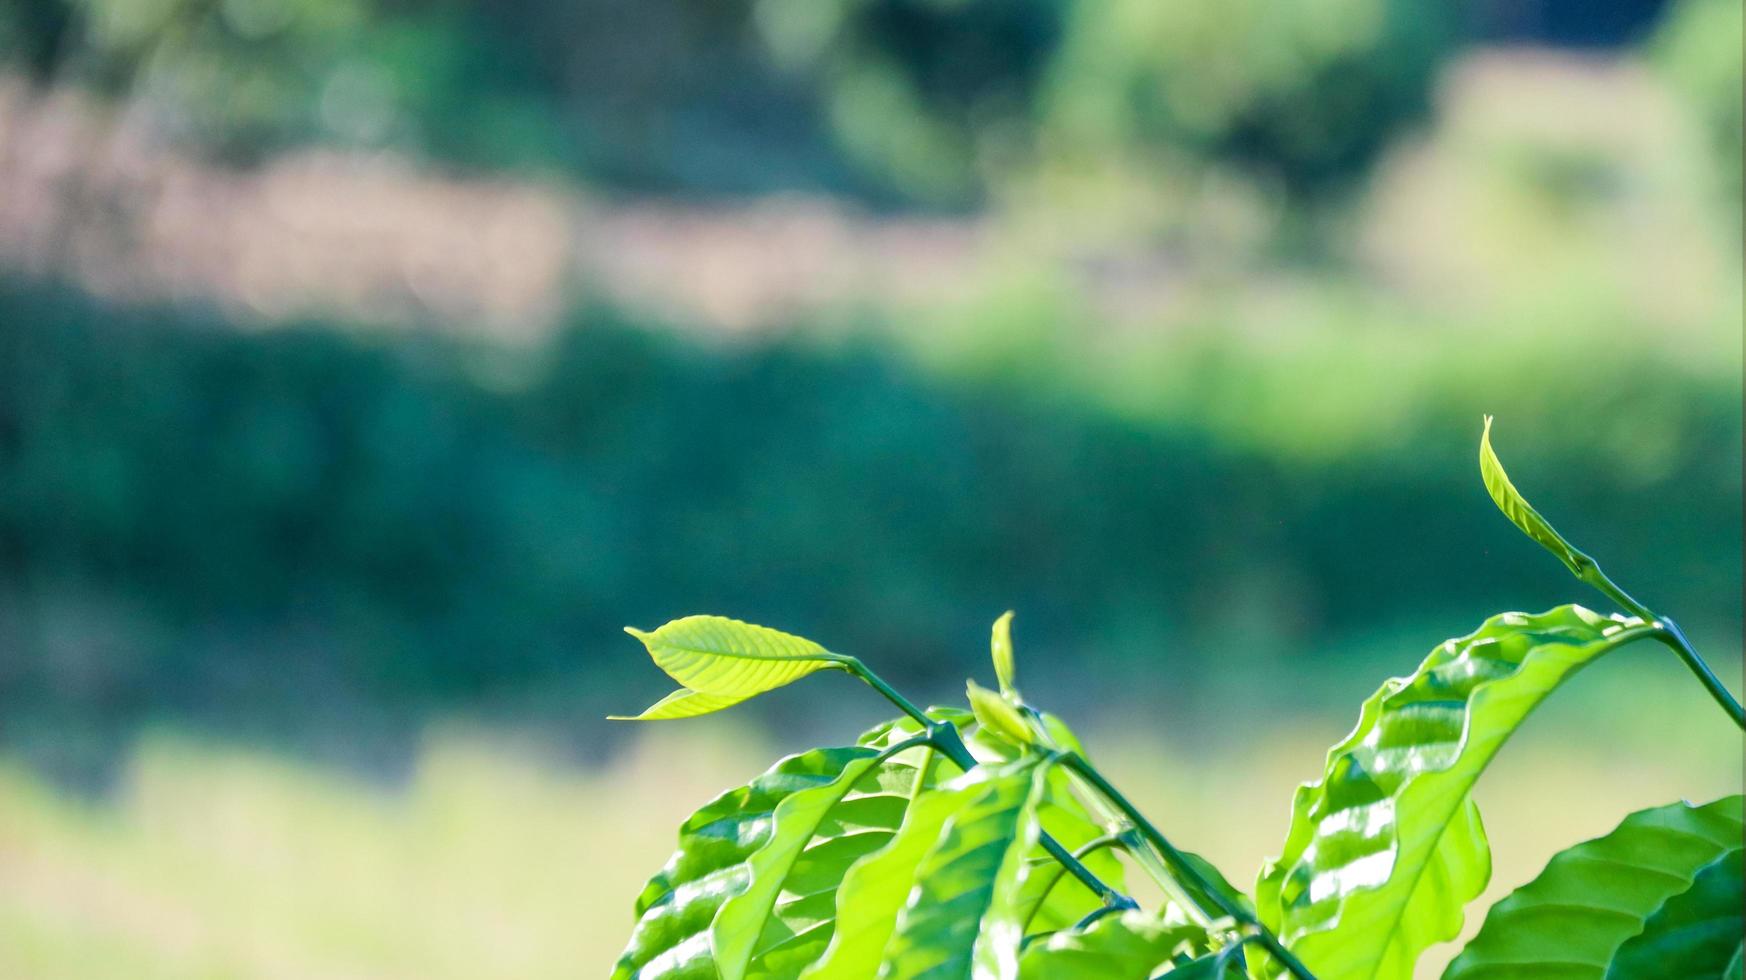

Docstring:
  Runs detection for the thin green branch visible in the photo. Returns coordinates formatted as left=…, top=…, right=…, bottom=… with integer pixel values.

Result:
left=1059, top=753, right=1318, bottom=980
left=1576, top=563, right=1656, bottom=623
left=1070, top=902, right=1125, bottom=933
left=841, top=656, right=934, bottom=729
left=843, top=657, right=1138, bottom=912
left=1572, top=568, right=1745, bottom=730
left=1212, top=934, right=1265, bottom=978
left=1652, top=619, right=1745, bottom=731
left=1024, top=710, right=1216, bottom=928
left=1020, top=831, right=1137, bottom=933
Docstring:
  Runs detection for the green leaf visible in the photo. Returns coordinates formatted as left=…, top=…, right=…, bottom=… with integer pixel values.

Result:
left=1479, top=416, right=1597, bottom=581
left=1177, top=850, right=1254, bottom=922
left=801, top=764, right=981, bottom=979
left=965, top=713, right=1129, bottom=937
left=1036, top=712, right=1087, bottom=754
left=622, top=616, right=844, bottom=714
left=1160, top=960, right=1239, bottom=978
left=1161, top=947, right=1253, bottom=978
left=852, top=708, right=1129, bottom=943
left=1607, top=843, right=1744, bottom=980
left=876, top=758, right=1053, bottom=980
left=992, top=610, right=1018, bottom=695
left=856, top=707, right=975, bottom=750
left=970, top=679, right=1035, bottom=747
left=1013, top=773, right=1128, bottom=936
left=608, top=687, right=740, bottom=721
left=1017, top=909, right=1207, bottom=979
left=1256, top=605, right=1658, bottom=980
left=713, top=748, right=935, bottom=979
left=1445, top=795, right=1743, bottom=980
left=613, top=744, right=932, bottom=980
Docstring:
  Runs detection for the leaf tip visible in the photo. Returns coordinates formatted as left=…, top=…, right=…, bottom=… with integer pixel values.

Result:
left=991, top=610, right=1017, bottom=694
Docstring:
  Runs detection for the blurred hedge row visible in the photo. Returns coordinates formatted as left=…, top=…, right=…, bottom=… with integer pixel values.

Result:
left=2, top=280, right=1738, bottom=743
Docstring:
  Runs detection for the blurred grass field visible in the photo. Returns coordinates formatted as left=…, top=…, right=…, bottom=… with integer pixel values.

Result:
left=3, top=650, right=1738, bottom=978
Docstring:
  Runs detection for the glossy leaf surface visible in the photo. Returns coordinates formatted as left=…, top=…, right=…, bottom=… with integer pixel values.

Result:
left=623, top=616, right=842, bottom=710
left=1479, top=416, right=1597, bottom=580
left=614, top=745, right=923, bottom=980
left=1606, top=845, right=1743, bottom=980
left=800, top=764, right=979, bottom=979
left=1017, top=909, right=1206, bottom=979
left=1446, top=795, right=1743, bottom=980
left=876, top=759, right=1050, bottom=980
left=1256, top=605, right=1655, bottom=980
left=714, top=746, right=938, bottom=979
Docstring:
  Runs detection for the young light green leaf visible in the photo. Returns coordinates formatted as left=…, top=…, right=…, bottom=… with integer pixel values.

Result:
left=613, top=745, right=926, bottom=980
left=1479, top=416, right=1599, bottom=581
left=876, top=758, right=1052, bottom=980
left=622, top=616, right=844, bottom=712
left=1445, top=795, right=1743, bottom=980
left=1017, top=909, right=1207, bottom=979
left=969, top=679, right=1035, bottom=747
left=1255, top=605, right=1659, bottom=980
left=608, top=686, right=740, bottom=721
left=992, top=610, right=1018, bottom=695
left=1606, top=844, right=1743, bottom=980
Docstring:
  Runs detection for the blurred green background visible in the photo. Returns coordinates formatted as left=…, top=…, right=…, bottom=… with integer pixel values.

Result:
left=0, top=0, right=1741, bottom=976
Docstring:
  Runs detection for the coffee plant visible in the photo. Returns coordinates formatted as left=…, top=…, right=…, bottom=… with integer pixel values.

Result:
left=609, top=419, right=1744, bottom=979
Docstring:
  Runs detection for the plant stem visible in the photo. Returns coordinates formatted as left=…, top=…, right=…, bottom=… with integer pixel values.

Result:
left=1574, top=570, right=1746, bottom=730
left=1060, top=754, right=1318, bottom=980
left=1020, top=709, right=1211, bottom=927
left=1212, top=935, right=1265, bottom=978
left=843, top=657, right=934, bottom=729
left=1577, top=563, right=1656, bottom=623
left=843, top=657, right=1137, bottom=911
left=1653, top=619, right=1745, bottom=730
left=1019, top=831, right=1139, bottom=933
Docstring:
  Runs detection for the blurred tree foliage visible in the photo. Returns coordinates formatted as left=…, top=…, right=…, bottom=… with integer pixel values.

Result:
left=8, top=1, right=1712, bottom=209
left=1652, top=0, right=1744, bottom=206
left=0, top=0, right=1464, bottom=205
left=1, top=280, right=1739, bottom=738
left=1038, top=0, right=1459, bottom=202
